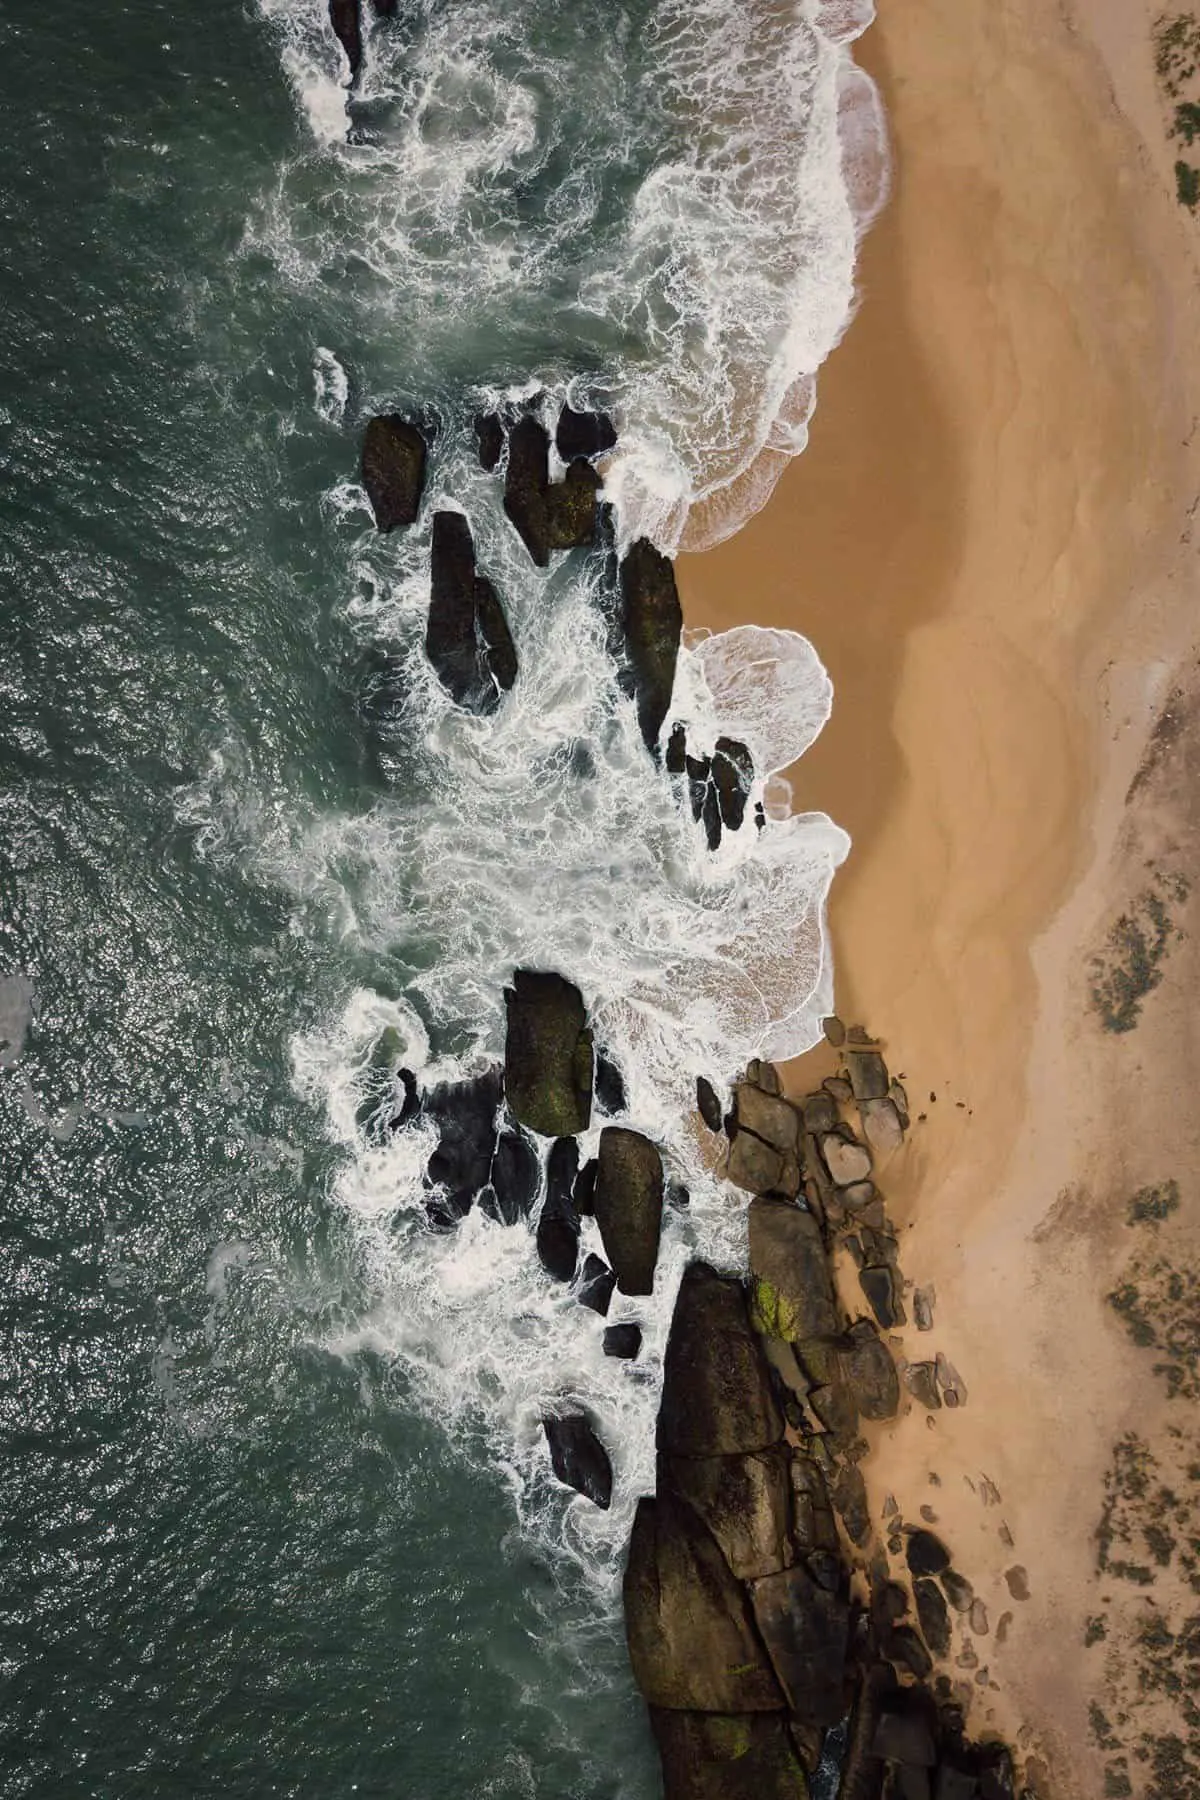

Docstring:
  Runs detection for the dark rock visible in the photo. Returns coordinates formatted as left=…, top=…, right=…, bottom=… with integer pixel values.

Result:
left=618, top=539, right=683, bottom=753
left=573, top=1156, right=598, bottom=1216
left=872, top=1702, right=937, bottom=1766
left=555, top=404, right=617, bottom=462
left=603, top=1322, right=642, bottom=1359
left=809, top=1379, right=857, bottom=1442
left=594, top=1049, right=627, bottom=1115
left=503, top=416, right=599, bottom=564
left=426, top=512, right=517, bottom=713
left=536, top=1137, right=580, bottom=1281
left=701, top=778, right=722, bottom=851
left=711, top=737, right=755, bottom=831
left=735, top=1083, right=801, bottom=1150
left=822, top=1016, right=847, bottom=1048
left=665, top=722, right=687, bottom=776
left=385, top=1066, right=420, bottom=1132
left=543, top=1413, right=612, bottom=1509
left=754, top=802, right=766, bottom=830
left=329, top=0, right=362, bottom=76
left=747, top=1560, right=850, bottom=1728
left=578, top=1252, right=616, bottom=1315
left=594, top=1126, right=663, bottom=1295
left=801, top=1091, right=839, bottom=1134
left=858, top=1264, right=903, bottom=1330
left=940, top=1569, right=974, bottom=1613
left=747, top=1058, right=782, bottom=1096
left=662, top=1446, right=794, bottom=1581
left=423, top=1067, right=502, bottom=1224
left=832, top=1461, right=871, bottom=1546
left=841, top=1320, right=900, bottom=1421
left=905, top=1362, right=941, bottom=1410
left=846, top=1048, right=889, bottom=1102
left=860, top=1225, right=899, bottom=1268
left=665, top=1178, right=690, bottom=1209
left=748, top=1198, right=839, bottom=1339
left=548, top=458, right=601, bottom=550
left=727, top=1130, right=797, bottom=1199
left=789, top=1454, right=839, bottom=1553
left=649, top=1710, right=810, bottom=1800
left=686, top=753, right=711, bottom=820
left=658, top=1262, right=784, bottom=1456
left=885, top=1624, right=933, bottom=1680
left=487, top=1124, right=540, bottom=1224
left=361, top=414, right=426, bottom=529
left=474, top=411, right=504, bottom=471
left=370, top=0, right=396, bottom=13
left=906, top=1530, right=951, bottom=1577
left=696, top=1076, right=724, bottom=1133
left=871, top=1579, right=909, bottom=1632
left=625, top=1494, right=785, bottom=1712
left=934, top=1765, right=980, bottom=1800
left=504, top=969, right=592, bottom=1137
left=913, top=1576, right=952, bottom=1658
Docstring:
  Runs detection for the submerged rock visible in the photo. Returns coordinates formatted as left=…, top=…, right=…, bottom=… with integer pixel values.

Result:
left=748, top=1198, right=839, bottom=1340
left=555, top=404, right=617, bottom=461
left=504, top=969, right=592, bottom=1138
left=486, top=1123, right=540, bottom=1224
left=536, top=1136, right=581, bottom=1281
left=329, top=0, right=362, bottom=76
left=618, top=539, right=683, bottom=753
left=577, top=1252, right=616, bottom=1315
left=658, top=1262, right=783, bottom=1457
left=661, top=1446, right=794, bottom=1581
left=543, top=1413, right=612, bottom=1508
left=649, top=1709, right=810, bottom=1800
left=603, top=1322, right=642, bottom=1359
left=594, top=1126, right=663, bottom=1296
left=426, top=511, right=518, bottom=714
left=423, top=1067, right=502, bottom=1227
left=361, top=413, right=426, bottom=529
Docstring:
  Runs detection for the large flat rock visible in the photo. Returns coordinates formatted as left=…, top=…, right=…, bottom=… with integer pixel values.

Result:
left=594, top=1126, right=663, bottom=1295
left=503, top=969, right=592, bottom=1138
left=746, top=1561, right=850, bottom=1728
left=662, top=1448, right=794, bottom=1582
left=649, top=1710, right=810, bottom=1800
left=658, top=1263, right=784, bottom=1458
left=748, top=1199, right=839, bottom=1341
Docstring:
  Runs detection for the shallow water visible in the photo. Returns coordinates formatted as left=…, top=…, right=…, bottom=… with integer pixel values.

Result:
left=0, top=0, right=878, bottom=1792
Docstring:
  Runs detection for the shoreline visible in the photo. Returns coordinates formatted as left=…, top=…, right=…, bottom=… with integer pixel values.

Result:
left=679, top=0, right=1200, bottom=1789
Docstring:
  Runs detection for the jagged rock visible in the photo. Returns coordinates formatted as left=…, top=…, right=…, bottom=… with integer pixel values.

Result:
left=801, top=1091, right=838, bottom=1134
left=913, top=1577, right=951, bottom=1657
left=384, top=1066, right=420, bottom=1132
left=861, top=1097, right=905, bottom=1156
left=905, top=1362, right=941, bottom=1410
left=536, top=1137, right=580, bottom=1281
left=474, top=411, right=504, bottom=471
left=859, top=1264, right=903, bottom=1329
left=625, top=1493, right=786, bottom=1712
left=701, top=780, right=722, bottom=852
left=696, top=1076, right=724, bottom=1133
left=555, top=404, right=617, bottom=461
left=578, top=1252, right=616, bottom=1315
left=822, top=1016, right=847, bottom=1048
left=423, top=1067, right=502, bottom=1226
left=426, top=511, right=517, bottom=712
left=543, top=1413, right=612, bottom=1508
left=603, top=1322, right=642, bottom=1359
left=618, top=539, right=683, bottom=753
left=573, top=1156, right=598, bottom=1216
left=503, top=416, right=600, bottom=565
left=329, top=0, right=362, bottom=76
left=789, top=1453, right=838, bottom=1554
left=748, top=1198, right=839, bottom=1339
left=885, top=1625, right=933, bottom=1680
left=727, top=1130, right=795, bottom=1199
left=649, top=1710, right=810, bottom=1800
left=549, top=458, right=601, bottom=549
left=914, top=1285, right=936, bottom=1331
left=662, top=1447, right=794, bottom=1581
left=821, top=1130, right=873, bottom=1187
left=746, top=1058, right=782, bottom=1095
left=860, top=1226, right=899, bottom=1268
left=832, top=1462, right=871, bottom=1546
left=711, top=737, right=755, bottom=831
left=487, top=1123, right=540, bottom=1224
left=747, top=1560, right=850, bottom=1727
left=658, top=1262, right=783, bottom=1457
left=593, top=1126, right=663, bottom=1295
left=361, top=414, right=426, bottom=529
left=665, top=722, right=687, bottom=775
left=809, top=1380, right=857, bottom=1442
left=504, top=969, right=592, bottom=1137
left=941, top=1569, right=974, bottom=1613
left=594, top=1049, right=627, bottom=1115
left=906, top=1530, right=951, bottom=1577
left=841, top=1319, right=900, bottom=1421
left=846, top=1048, right=889, bottom=1102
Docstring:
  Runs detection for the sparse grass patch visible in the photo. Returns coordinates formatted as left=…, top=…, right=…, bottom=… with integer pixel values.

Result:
left=1128, top=1180, right=1182, bottom=1228
left=1090, top=874, right=1187, bottom=1033
left=1177, top=160, right=1200, bottom=209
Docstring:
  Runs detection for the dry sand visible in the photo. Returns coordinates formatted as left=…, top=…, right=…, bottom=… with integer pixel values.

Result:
left=680, top=0, right=1200, bottom=1791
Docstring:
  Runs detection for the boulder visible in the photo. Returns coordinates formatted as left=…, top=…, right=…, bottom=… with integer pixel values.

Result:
left=872, top=1703, right=937, bottom=1767
left=426, top=512, right=517, bottom=713
left=603, top=1322, right=642, bottom=1359
left=658, top=1262, right=784, bottom=1457
left=860, top=1096, right=905, bottom=1156
left=727, top=1130, right=795, bottom=1199
left=800, top=1091, right=838, bottom=1135
left=371, top=0, right=396, bottom=13
left=487, top=1123, right=540, bottom=1224
left=578, top=1252, right=616, bottom=1315
left=696, top=1076, right=724, bottom=1133
left=503, top=416, right=599, bottom=563
left=913, top=1285, right=936, bottom=1332
left=504, top=969, right=592, bottom=1137
left=809, top=1379, right=858, bottom=1442
left=821, top=1130, right=873, bottom=1187
left=940, top=1569, right=974, bottom=1613
left=624, top=1493, right=786, bottom=1713
left=536, top=1137, right=580, bottom=1281
left=711, top=737, right=755, bottom=831
left=701, top=779, right=722, bottom=852
left=649, top=1710, right=810, bottom=1800
left=662, top=1446, right=794, bottom=1581
left=841, top=1179, right=879, bottom=1213
left=423, top=1067, right=502, bottom=1226
left=831, top=1461, right=871, bottom=1546
left=548, top=459, right=601, bottom=550
left=618, top=539, right=683, bottom=753
left=823, top=1074, right=853, bottom=1103
left=822, top=1016, right=847, bottom=1048
left=543, top=1413, right=612, bottom=1508
left=906, top=1530, right=951, bottom=1577
left=329, top=0, right=362, bottom=76
left=859, top=1264, right=903, bottom=1329
left=746, top=1059, right=782, bottom=1096
left=665, top=722, right=688, bottom=775
left=474, top=411, right=504, bottom=471
left=747, top=1199, right=839, bottom=1340
left=573, top=1156, right=598, bottom=1216
left=594, top=1126, right=663, bottom=1295
left=666, top=1179, right=690, bottom=1210
left=594, top=1049, right=627, bottom=1115
left=747, top=1560, right=850, bottom=1727
left=361, top=414, right=426, bottom=529
left=913, top=1576, right=951, bottom=1658
left=846, top=1048, right=889, bottom=1102
left=840, top=1320, right=900, bottom=1421
left=556, top=404, right=617, bottom=461
left=905, top=1362, right=941, bottom=1410
left=885, top=1625, right=933, bottom=1680
left=788, top=1454, right=839, bottom=1554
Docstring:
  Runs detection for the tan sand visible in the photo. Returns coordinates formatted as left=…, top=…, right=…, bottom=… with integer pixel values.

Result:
left=680, top=0, right=1200, bottom=1791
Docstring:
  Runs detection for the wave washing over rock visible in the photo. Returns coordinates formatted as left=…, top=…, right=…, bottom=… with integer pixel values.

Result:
left=236, top=0, right=881, bottom=1673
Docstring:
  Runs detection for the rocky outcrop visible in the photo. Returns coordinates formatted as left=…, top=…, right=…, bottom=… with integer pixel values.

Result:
left=503, top=969, right=592, bottom=1138
left=726, top=1081, right=802, bottom=1199
left=747, top=1559, right=850, bottom=1728
left=329, top=0, right=362, bottom=77
left=426, top=511, right=517, bottom=714
left=555, top=404, right=617, bottom=462
left=840, top=1319, right=900, bottom=1420
left=747, top=1198, right=838, bottom=1340
left=536, top=1136, right=580, bottom=1281
left=593, top=1048, right=627, bottom=1115
left=710, top=738, right=755, bottom=832
left=617, top=539, right=683, bottom=753
left=423, top=1067, right=502, bottom=1227
left=593, top=1126, right=663, bottom=1296
left=474, top=411, right=504, bottom=471
left=503, top=415, right=600, bottom=565
left=543, top=1413, right=612, bottom=1508
left=577, top=1252, right=616, bottom=1315
left=661, top=1447, right=793, bottom=1582
left=658, top=1264, right=783, bottom=1457
left=696, top=1075, right=724, bottom=1133
left=603, top=1322, right=642, bottom=1359
left=648, top=1710, right=809, bottom=1800
left=361, top=414, right=426, bottom=529
left=486, top=1123, right=540, bottom=1224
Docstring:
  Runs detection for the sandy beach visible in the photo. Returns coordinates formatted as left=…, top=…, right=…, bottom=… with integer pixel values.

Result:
left=680, top=0, right=1200, bottom=1791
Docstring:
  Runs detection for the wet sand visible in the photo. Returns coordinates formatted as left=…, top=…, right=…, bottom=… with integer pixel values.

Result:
left=680, top=0, right=1200, bottom=1790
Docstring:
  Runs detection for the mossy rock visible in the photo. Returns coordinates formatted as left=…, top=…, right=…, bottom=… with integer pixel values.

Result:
left=593, top=1125, right=663, bottom=1295
left=649, top=1709, right=810, bottom=1800
left=361, top=413, right=426, bottom=529
left=503, top=970, right=592, bottom=1138
left=618, top=538, right=683, bottom=752
left=658, top=1263, right=784, bottom=1456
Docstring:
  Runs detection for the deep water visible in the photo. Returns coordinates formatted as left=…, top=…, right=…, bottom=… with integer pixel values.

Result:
left=0, top=0, right=878, bottom=1794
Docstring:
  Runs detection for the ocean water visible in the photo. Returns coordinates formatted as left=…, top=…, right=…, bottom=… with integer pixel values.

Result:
left=0, top=1, right=881, bottom=1795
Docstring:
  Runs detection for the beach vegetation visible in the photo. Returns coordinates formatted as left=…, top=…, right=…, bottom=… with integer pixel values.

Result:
left=1107, top=1255, right=1200, bottom=1400
left=1177, top=160, right=1200, bottom=209
left=1174, top=100, right=1200, bottom=144
left=1086, top=1613, right=1109, bottom=1646
left=1128, top=1180, right=1182, bottom=1227
left=1103, top=1765, right=1132, bottom=1798
left=1155, top=13, right=1200, bottom=98
left=1089, top=874, right=1186, bottom=1033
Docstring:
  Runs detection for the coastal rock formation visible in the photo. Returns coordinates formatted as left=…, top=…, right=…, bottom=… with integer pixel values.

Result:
left=486, top=1123, right=540, bottom=1224
left=658, top=1264, right=783, bottom=1457
left=624, top=1493, right=785, bottom=1712
left=840, top=1319, right=900, bottom=1420
left=361, top=414, right=426, bottom=529
left=711, top=737, right=755, bottom=832
left=603, top=1322, right=642, bottom=1359
left=555, top=404, right=617, bottom=461
left=747, top=1197, right=839, bottom=1339
left=727, top=1082, right=802, bottom=1199
left=474, top=411, right=504, bottom=471
left=422, top=1067, right=502, bottom=1227
left=617, top=539, right=683, bottom=753
left=747, top=1559, right=850, bottom=1727
left=593, top=1126, right=663, bottom=1295
left=543, top=1413, right=612, bottom=1508
left=329, top=0, right=362, bottom=77
left=858, top=1262, right=903, bottom=1329
left=503, top=415, right=600, bottom=564
left=426, top=511, right=518, bottom=714
left=573, top=1156, right=597, bottom=1215
left=648, top=1710, right=809, bottom=1800
left=593, top=1048, right=627, bottom=1115
left=577, top=1252, right=615, bottom=1315
left=536, top=1135, right=580, bottom=1281
left=821, top=1128, right=873, bottom=1187
left=696, top=1075, right=724, bottom=1133
left=503, top=969, right=593, bottom=1137
left=661, top=1447, right=794, bottom=1582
